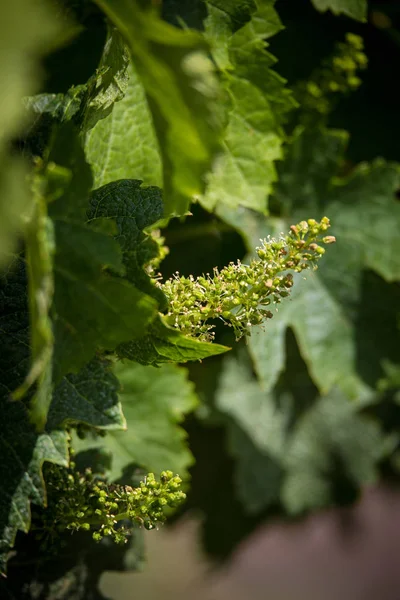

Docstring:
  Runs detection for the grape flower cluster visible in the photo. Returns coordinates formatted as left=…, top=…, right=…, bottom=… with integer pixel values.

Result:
left=159, top=217, right=336, bottom=341
left=294, top=33, right=367, bottom=118
left=42, top=463, right=186, bottom=544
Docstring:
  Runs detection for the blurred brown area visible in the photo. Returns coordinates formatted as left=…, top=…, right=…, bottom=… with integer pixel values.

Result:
left=101, top=484, right=400, bottom=600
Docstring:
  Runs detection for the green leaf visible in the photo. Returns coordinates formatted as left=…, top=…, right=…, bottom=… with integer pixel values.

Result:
left=0, top=0, right=59, bottom=150
left=47, top=358, right=126, bottom=431
left=215, top=354, right=294, bottom=514
left=201, top=0, right=295, bottom=213
left=215, top=354, right=386, bottom=516
left=73, top=362, right=199, bottom=479
left=87, top=179, right=166, bottom=306
left=225, top=126, right=400, bottom=399
left=282, top=389, right=383, bottom=514
left=225, top=421, right=283, bottom=515
left=0, top=258, right=31, bottom=403
left=250, top=269, right=370, bottom=399
left=12, top=179, right=55, bottom=431
left=81, top=25, right=131, bottom=133
left=52, top=233, right=157, bottom=380
left=0, top=160, right=32, bottom=270
left=85, top=62, right=162, bottom=189
left=310, top=0, right=367, bottom=21
left=216, top=355, right=287, bottom=457
left=117, top=315, right=230, bottom=366
left=47, top=122, right=93, bottom=222
left=25, top=25, right=130, bottom=134
left=45, top=125, right=158, bottom=380
left=0, top=0, right=59, bottom=266
left=0, top=398, right=69, bottom=574
left=0, top=262, right=68, bottom=571
left=1, top=528, right=145, bottom=598
left=94, top=0, right=221, bottom=216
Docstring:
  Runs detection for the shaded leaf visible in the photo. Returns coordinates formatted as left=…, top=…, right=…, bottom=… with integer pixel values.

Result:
left=12, top=178, right=55, bottom=431
left=216, top=355, right=287, bottom=456
left=0, top=160, right=32, bottom=269
left=45, top=125, right=158, bottom=380
left=215, top=353, right=387, bottom=516
left=73, top=362, right=199, bottom=480
left=282, top=389, right=384, bottom=514
left=1, top=528, right=144, bottom=599
left=220, top=126, right=400, bottom=399
left=310, top=0, right=367, bottom=21
left=24, top=25, right=130, bottom=135
left=0, top=257, right=30, bottom=403
left=47, top=358, right=125, bottom=431
left=0, top=396, right=68, bottom=574
left=87, top=178, right=166, bottom=306
left=0, top=286, right=68, bottom=571
left=0, top=0, right=59, bottom=266
left=95, top=0, right=221, bottom=216
left=226, top=421, right=283, bottom=515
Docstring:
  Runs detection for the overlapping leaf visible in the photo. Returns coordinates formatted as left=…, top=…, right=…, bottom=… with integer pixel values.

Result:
left=25, top=25, right=130, bottom=135
left=47, top=125, right=158, bottom=381
left=216, top=354, right=387, bottom=516
left=201, top=0, right=295, bottom=213
left=117, top=315, right=230, bottom=366
left=86, top=180, right=230, bottom=363
left=310, top=0, right=367, bottom=21
left=47, top=357, right=125, bottom=431
left=87, top=178, right=166, bottom=306
left=221, top=126, right=400, bottom=399
left=95, top=0, right=221, bottom=217
left=85, top=62, right=162, bottom=189
left=11, top=178, right=56, bottom=431
left=282, top=388, right=386, bottom=514
left=0, top=260, right=69, bottom=573
left=0, top=399, right=69, bottom=574
left=213, top=123, right=400, bottom=517
left=0, top=261, right=127, bottom=573
left=73, top=362, right=199, bottom=480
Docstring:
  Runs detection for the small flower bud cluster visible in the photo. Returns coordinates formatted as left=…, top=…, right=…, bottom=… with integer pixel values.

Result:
left=42, top=464, right=186, bottom=544
left=159, top=217, right=335, bottom=341
left=295, top=33, right=367, bottom=118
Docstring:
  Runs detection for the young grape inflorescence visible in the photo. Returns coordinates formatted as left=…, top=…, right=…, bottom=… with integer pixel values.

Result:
left=160, top=217, right=336, bottom=341
left=41, top=462, right=186, bottom=544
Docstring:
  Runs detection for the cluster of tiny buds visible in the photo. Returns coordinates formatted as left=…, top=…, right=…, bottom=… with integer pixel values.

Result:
left=159, top=217, right=336, bottom=341
left=42, top=464, right=186, bottom=544
left=295, top=33, right=367, bottom=118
